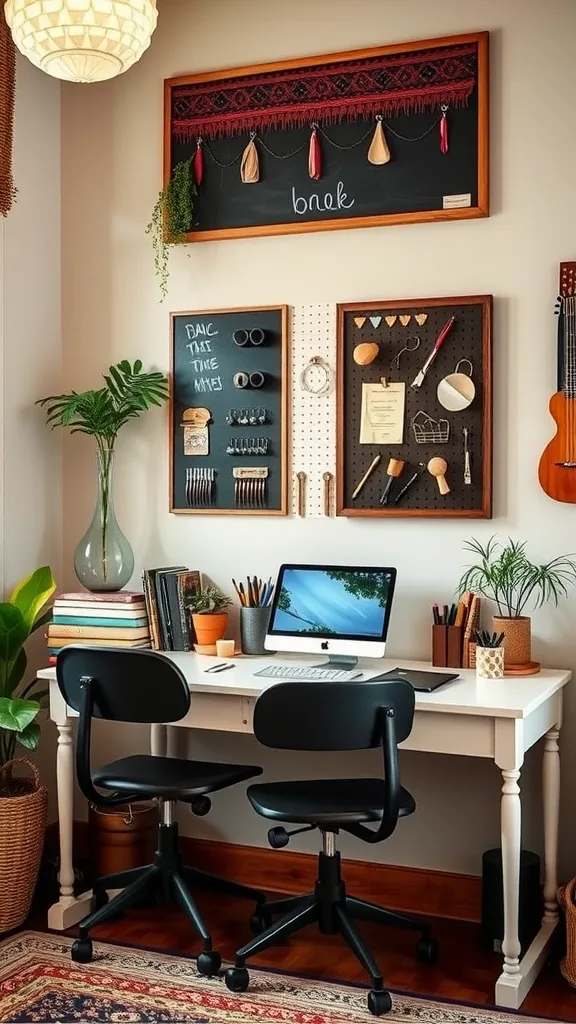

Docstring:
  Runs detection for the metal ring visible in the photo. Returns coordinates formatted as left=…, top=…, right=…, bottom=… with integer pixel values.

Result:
left=233, top=329, right=249, bottom=346
left=249, top=327, right=265, bottom=346
left=455, top=358, right=473, bottom=377
left=249, top=371, right=265, bottom=388
left=233, top=371, right=249, bottom=389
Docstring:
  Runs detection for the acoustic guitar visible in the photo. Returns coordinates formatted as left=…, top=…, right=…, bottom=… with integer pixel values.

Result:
left=538, top=262, right=576, bottom=503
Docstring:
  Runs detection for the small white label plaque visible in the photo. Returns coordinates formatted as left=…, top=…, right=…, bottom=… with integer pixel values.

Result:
left=443, top=192, right=472, bottom=209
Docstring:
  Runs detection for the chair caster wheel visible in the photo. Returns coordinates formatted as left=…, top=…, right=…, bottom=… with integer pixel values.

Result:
left=416, top=935, right=438, bottom=964
left=71, top=938, right=93, bottom=963
left=367, top=989, right=392, bottom=1015
left=197, top=950, right=222, bottom=976
left=92, top=888, right=108, bottom=911
left=225, top=967, right=250, bottom=993
left=250, top=908, right=272, bottom=935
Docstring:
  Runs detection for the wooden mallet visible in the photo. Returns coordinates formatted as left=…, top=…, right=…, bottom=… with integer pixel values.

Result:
left=427, top=456, right=450, bottom=495
left=379, top=458, right=405, bottom=506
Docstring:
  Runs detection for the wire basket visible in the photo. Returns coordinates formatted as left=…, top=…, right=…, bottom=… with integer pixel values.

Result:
left=411, top=411, right=450, bottom=444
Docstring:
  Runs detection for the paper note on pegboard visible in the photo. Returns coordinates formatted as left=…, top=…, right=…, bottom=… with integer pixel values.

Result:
left=291, top=305, right=337, bottom=517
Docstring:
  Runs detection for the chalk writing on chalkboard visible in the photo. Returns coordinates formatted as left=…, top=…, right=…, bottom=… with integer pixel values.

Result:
left=184, top=322, right=222, bottom=392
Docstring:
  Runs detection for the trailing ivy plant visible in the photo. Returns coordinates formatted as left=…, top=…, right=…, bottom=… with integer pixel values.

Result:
left=146, top=157, right=196, bottom=301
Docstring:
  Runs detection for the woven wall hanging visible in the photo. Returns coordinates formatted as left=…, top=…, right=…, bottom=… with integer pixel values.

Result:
left=0, top=10, right=16, bottom=217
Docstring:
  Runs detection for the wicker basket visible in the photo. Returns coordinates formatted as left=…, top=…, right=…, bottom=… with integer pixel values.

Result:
left=0, top=758, right=48, bottom=932
left=558, top=877, right=576, bottom=986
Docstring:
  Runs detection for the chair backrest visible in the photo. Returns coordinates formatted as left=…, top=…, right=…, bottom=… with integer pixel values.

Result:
left=253, top=678, right=415, bottom=751
left=57, top=646, right=191, bottom=724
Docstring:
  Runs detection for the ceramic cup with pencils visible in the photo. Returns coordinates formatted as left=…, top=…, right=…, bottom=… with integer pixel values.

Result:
left=233, top=576, right=275, bottom=656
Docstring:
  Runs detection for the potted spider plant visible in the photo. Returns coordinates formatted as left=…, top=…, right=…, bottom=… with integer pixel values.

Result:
left=37, top=361, right=169, bottom=592
left=189, top=586, right=232, bottom=650
left=458, top=537, right=576, bottom=674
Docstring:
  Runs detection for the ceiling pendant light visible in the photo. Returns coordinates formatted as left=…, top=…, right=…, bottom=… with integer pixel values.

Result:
left=3, top=0, right=158, bottom=83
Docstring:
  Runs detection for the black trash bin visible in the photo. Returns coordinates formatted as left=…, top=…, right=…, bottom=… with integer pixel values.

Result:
left=481, top=848, right=541, bottom=953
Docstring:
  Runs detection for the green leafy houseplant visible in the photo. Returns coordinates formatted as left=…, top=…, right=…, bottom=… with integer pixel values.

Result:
left=458, top=537, right=576, bottom=618
left=37, top=361, right=169, bottom=590
left=146, top=158, right=196, bottom=301
left=189, top=586, right=232, bottom=615
left=0, top=567, right=56, bottom=767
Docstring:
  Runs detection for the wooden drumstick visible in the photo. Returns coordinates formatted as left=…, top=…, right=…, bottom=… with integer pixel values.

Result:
left=379, top=458, right=405, bottom=506
left=427, top=456, right=450, bottom=495
left=323, top=471, right=333, bottom=516
left=352, top=454, right=381, bottom=500
left=296, top=471, right=306, bottom=516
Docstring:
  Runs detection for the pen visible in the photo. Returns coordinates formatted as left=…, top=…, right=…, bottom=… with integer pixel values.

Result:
left=204, top=662, right=236, bottom=673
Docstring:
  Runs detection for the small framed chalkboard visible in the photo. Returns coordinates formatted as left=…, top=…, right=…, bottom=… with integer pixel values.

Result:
left=336, top=295, right=492, bottom=518
left=164, top=31, right=488, bottom=243
left=170, top=306, right=289, bottom=515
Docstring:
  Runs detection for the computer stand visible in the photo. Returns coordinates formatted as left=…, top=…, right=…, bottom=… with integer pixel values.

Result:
left=319, top=655, right=358, bottom=669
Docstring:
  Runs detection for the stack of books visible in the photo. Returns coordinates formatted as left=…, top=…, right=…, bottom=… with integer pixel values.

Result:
left=47, top=591, right=151, bottom=663
left=142, top=567, right=201, bottom=651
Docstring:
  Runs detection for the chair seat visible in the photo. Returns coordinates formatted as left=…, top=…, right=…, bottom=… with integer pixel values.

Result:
left=93, top=755, right=262, bottom=800
left=247, top=778, right=415, bottom=826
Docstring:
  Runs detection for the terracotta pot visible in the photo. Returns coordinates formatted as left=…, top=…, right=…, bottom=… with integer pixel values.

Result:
left=492, top=616, right=531, bottom=666
left=192, top=612, right=228, bottom=647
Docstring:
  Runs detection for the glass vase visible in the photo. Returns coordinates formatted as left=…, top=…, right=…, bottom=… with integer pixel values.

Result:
left=74, top=449, right=134, bottom=592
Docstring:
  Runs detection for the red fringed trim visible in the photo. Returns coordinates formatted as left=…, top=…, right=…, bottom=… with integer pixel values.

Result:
left=440, top=107, right=449, bottom=154
left=308, top=126, right=321, bottom=179
left=194, top=139, right=203, bottom=185
left=171, top=42, right=477, bottom=141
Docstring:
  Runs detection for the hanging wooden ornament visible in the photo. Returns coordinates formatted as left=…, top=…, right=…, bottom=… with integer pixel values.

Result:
left=415, top=313, right=428, bottom=326
left=308, top=124, right=322, bottom=180
left=440, top=105, right=449, bottom=154
left=194, top=138, right=204, bottom=186
left=385, top=316, right=397, bottom=328
left=399, top=314, right=411, bottom=326
left=353, top=316, right=367, bottom=328
left=241, top=134, right=260, bottom=183
left=367, top=117, right=391, bottom=165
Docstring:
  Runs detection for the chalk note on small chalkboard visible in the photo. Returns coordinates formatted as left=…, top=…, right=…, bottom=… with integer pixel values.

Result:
left=170, top=306, right=289, bottom=515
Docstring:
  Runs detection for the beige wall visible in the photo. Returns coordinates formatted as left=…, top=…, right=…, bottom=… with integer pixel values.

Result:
left=61, top=0, right=576, bottom=876
left=1, top=55, right=62, bottom=814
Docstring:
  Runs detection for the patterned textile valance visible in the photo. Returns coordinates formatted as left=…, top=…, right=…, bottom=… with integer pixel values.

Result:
left=171, top=42, right=477, bottom=141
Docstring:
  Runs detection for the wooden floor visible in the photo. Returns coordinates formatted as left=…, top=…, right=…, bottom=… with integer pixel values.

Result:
left=36, top=889, right=574, bottom=1020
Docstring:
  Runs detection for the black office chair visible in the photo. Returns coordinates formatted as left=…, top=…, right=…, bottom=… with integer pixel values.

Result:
left=224, top=677, right=437, bottom=1016
left=57, top=645, right=265, bottom=973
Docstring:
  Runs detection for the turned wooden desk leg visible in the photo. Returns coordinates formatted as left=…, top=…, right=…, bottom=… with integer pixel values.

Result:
left=542, top=727, right=561, bottom=926
left=501, top=767, right=522, bottom=979
left=56, top=722, right=75, bottom=901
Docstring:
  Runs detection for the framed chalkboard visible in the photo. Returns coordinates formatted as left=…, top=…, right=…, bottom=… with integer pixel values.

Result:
left=336, top=295, right=492, bottom=518
left=164, top=32, right=488, bottom=243
left=170, top=306, right=289, bottom=515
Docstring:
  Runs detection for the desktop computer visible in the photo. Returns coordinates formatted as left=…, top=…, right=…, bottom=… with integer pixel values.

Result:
left=254, top=564, right=396, bottom=682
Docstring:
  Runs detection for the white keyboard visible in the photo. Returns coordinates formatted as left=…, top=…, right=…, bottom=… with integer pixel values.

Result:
left=253, top=664, right=363, bottom=682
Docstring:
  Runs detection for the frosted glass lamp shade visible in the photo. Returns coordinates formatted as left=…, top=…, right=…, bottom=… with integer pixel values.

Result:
left=4, top=0, right=158, bottom=82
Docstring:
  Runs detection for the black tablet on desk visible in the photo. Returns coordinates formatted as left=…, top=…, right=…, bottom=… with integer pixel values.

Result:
left=370, top=667, right=459, bottom=692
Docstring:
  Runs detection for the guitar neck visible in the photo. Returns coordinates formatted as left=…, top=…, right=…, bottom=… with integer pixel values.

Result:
left=561, top=297, right=576, bottom=397
left=558, top=262, right=576, bottom=396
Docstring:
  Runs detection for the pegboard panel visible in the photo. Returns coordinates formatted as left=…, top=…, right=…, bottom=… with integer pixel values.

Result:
left=292, top=304, right=337, bottom=516
left=336, top=296, right=492, bottom=518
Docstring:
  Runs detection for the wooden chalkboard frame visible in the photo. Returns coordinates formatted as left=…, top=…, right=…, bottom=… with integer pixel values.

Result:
left=169, top=305, right=289, bottom=515
left=164, top=31, right=489, bottom=243
left=336, top=295, right=492, bottom=519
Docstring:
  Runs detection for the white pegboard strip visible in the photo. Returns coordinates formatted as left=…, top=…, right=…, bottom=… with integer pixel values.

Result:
left=291, top=304, right=337, bottom=516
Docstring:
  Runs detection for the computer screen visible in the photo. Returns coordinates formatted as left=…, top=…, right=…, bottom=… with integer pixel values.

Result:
left=265, top=564, right=396, bottom=662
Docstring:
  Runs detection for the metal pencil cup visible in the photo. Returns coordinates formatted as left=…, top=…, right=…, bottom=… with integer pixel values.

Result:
left=240, top=606, right=271, bottom=655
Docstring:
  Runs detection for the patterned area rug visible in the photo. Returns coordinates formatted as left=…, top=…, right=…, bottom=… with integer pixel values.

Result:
left=0, top=931, right=547, bottom=1023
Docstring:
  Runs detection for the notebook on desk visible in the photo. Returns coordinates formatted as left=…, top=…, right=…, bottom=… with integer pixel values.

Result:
left=370, top=667, right=459, bottom=692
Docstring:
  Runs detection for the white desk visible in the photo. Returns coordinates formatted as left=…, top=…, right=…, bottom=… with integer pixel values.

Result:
left=42, top=652, right=570, bottom=1010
